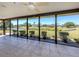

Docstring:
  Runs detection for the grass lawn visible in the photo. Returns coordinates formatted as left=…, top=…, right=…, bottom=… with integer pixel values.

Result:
left=57, top=27, right=79, bottom=39
left=0, top=30, right=3, bottom=35
left=28, top=27, right=55, bottom=38
left=1, top=26, right=79, bottom=42
left=28, top=26, right=79, bottom=42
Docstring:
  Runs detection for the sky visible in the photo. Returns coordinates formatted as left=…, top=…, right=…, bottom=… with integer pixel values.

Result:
left=57, top=15, right=79, bottom=25
left=11, top=14, right=79, bottom=25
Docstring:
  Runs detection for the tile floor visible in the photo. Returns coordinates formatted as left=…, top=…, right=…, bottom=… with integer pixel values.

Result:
left=0, top=35, right=79, bottom=57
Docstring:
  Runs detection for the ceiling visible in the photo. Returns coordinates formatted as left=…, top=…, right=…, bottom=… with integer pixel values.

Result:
left=0, top=2, right=79, bottom=19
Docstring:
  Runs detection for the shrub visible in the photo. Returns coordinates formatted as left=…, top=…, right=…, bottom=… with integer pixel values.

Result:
left=19, top=30, right=25, bottom=36
left=74, top=38, right=79, bottom=43
left=41, top=31, right=47, bottom=39
left=13, top=30, right=17, bottom=35
left=59, top=32, right=69, bottom=43
left=59, top=29, right=62, bottom=31
left=59, top=32, right=69, bottom=36
left=29, top=31, right=35, bottom=37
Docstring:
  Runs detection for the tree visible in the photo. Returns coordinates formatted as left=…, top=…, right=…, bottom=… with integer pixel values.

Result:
left=19, top=22, right=32, bottom=27
left=63, top=22, right=75, bottom=28
left=5, top=21, right=14, bottom=28
left=28, top=23, right=32, bottom=27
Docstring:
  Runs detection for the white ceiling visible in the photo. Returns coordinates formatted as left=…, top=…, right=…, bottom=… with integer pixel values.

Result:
left=0, top=2, right=79, bottom=19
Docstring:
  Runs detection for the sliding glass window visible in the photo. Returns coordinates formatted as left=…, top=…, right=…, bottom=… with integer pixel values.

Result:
left=18, top=18, right=27, bottom=37
left=28, top=17, right=39, bottom=40
left=40, top=15, right=55, bottom=41
left=0, top=20, right=3, bottom=35
left=57, top=13, right=79, bottom=46
left=11, top=19, right=17, bottom=36
left=5, top=20, right=10, bottom=35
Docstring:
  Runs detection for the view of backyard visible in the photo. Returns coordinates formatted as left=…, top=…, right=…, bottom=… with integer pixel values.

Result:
left=57, top=14, right=79, bottom=43
left=0, top=20, right=3, bottom=35
left=0, top=13, right=79, bottom=45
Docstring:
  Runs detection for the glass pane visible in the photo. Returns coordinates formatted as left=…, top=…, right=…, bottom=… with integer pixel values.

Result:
left=0, top=20, right=3, bottom=35
left=40, top=15, right=55, bottom=41
left=18, top=18, right=27, bottom=37
left=57, top=13, right=79, bottom=47
left=28, top=17, right=39, bottom=40
left=11, top=19, right=17, bottom=36
left=5, top=20, right=10, bottom=35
